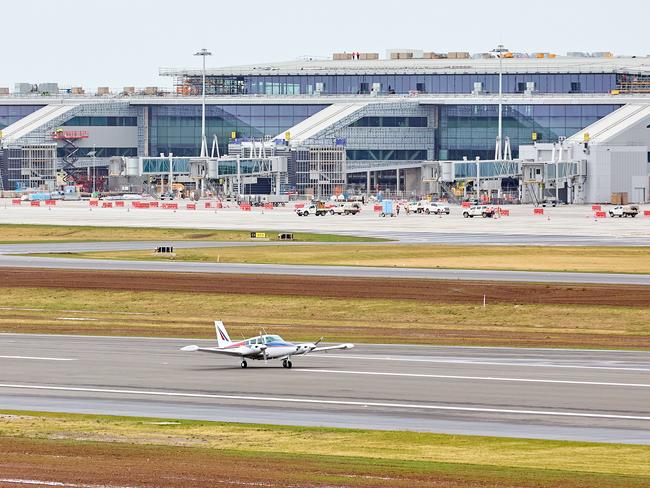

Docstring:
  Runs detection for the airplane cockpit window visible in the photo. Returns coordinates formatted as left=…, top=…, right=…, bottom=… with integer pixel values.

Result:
left=264, top=335, right=282, bottom=344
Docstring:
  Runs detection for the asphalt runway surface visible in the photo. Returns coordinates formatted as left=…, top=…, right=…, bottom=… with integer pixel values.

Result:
left=1, top=253, right=649, bottom=285
left=1, top=334, right=649, bottom=444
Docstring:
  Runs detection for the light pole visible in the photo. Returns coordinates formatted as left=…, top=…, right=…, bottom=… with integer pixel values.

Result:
left=87, top=148, right=97, bottom=195
left=194, top=48, right=212, bottom=158
left=491, top=44, right=508, bottom=160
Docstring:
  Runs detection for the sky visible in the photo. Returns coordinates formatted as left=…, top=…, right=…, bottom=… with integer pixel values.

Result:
left=2, top=0, right=649, bottom=91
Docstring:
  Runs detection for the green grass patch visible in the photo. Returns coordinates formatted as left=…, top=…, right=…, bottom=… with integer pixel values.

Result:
left=0, top=223, right=382, bottom=243
left=38, top=243, right=650, bottom=274
left=1, top=409, right=649, bottom=486
left=0, top=287, right=648, bottom=348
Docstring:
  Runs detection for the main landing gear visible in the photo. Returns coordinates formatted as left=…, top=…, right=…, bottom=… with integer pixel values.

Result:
left=240, top=360, right=248, bottom=368
left=282, top=359, right=293, bottom=369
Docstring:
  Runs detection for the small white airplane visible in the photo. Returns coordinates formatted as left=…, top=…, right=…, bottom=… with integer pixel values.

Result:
left=181, top=321, right=354, bottom=369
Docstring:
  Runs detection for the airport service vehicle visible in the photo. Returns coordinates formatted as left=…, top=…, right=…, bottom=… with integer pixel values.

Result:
left=609, top=205, right=639, bottom=218
left=423, top=202, right=451, bottom=215
left=379, top=199, right=396, bottom=217
left=181, top=321, right=354, bottom=368
left=407, top=201, right=425, bottom=213
left=330, top=202, right=361, bottom=215
left=463, top=205, right=496, bottom=218
left=296, top=201, right=328, bottom=216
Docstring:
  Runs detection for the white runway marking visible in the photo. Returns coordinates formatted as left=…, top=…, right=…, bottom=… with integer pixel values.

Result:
left=56, top=317, right=98, bottom=321
left=0, top=383, right=648, bottom=421
left=294, top=369, right=650, bottom=388
left=0, top=356, right=77, bottom=361
left=319, top=354, right=650, bottom=372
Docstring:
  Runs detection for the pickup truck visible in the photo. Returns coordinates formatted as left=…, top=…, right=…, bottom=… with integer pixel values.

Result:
left=462, top=205, right=496, bottom=218
left=609, top=205, right=639, bottom=218
left=330, top=202, right=361, bottom=215
left=423, top=202, right=450, bottom=215
left=296, top=202, right=329, bottom=217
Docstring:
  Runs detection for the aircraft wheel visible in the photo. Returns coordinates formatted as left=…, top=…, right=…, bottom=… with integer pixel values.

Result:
left=240, top=360, right=248, bottom=368
left=287, top=360, right=293, bottom=369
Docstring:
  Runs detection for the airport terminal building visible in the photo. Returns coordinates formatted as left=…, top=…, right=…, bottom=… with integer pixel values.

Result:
left=1, top=49, right=650, bottom=203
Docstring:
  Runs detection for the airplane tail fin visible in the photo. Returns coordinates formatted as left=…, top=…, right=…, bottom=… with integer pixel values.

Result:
left=215, top=320, right=233, bottom=348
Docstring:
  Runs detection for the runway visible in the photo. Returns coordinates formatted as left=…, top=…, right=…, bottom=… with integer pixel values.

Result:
left=1, top=334, right=649, bottom=444
left=1, top=253, right=649, bottom=285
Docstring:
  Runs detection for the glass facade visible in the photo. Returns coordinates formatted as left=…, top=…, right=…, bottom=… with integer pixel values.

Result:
left=185, top=73, right=617, bottom=96
left=346, top=149, right=428, bottom=160
left=56, top=147, right=137, bottom=158
left=349, top=116, right=428, bottom=127
left=438, top=104, right=622, bottom=160
left=63, top=116, right=137, bottom=126
left=149, top=104, right=328, bottom=156
left=0, top=105, right=44, bottom=130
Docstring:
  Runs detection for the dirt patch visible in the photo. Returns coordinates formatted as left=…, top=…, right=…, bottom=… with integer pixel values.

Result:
left=0, top=267, right=649, bottom=307
left=0, top=437, right=644, bottom=488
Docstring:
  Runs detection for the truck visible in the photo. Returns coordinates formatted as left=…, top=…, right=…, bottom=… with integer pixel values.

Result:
left=296, top=201, right=329, bottom=216
left=422, top=201, right=451, bottom=215
left=609, top=205, right=639, bottom=218
left=329, top=202, right=361, bottom=215
left=462, top=205, right=496, bottom=218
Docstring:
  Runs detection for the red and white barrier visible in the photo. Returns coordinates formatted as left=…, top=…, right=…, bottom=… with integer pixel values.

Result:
left=102, top=202, right=113, bottom=208
left=204, top=202, right=212, bottom=209
left=591, top=205, right=602, bottom=211
left=89, top=200, right=99, bottom=207
left=644, top=210, right=650, bottom=217
left=373, top=204, right=382, bottom=212
left=162, top=203, right=178, bottom=210
left=11, top=199, right=21, bottom=205
left=533, top=208, right=544, bottom=215
left=594, top=211, right=606, bottom=218
left=186, top=203, right=196, bottom=210
left=461, top=202, right=471, bottom=208
left=30, top=200, right=41, bottom=207
left=239, top=204, right=251, bottom=211
left=499, top=209, right=510, bottom=216
left=115, top=201, right=125, bottom=207
left=149, top=201, right=159, bottom=208
left=263, top=203, right=273, bottom=210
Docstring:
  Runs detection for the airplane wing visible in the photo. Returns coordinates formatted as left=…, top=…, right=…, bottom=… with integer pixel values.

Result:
left=180, top=345, right=248, bottom=357
left=310, top=343, right=354, bottom=353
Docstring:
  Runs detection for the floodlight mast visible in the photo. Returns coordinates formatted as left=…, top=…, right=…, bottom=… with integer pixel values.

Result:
left=194, top=48, right=212, bottom=158
left=491, top=44, right=509, bottom=160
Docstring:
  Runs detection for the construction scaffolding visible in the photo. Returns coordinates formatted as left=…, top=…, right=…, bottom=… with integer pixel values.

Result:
left=4, top=144, right=57, bottom=190
left=294, top=147, right=346, bottom=199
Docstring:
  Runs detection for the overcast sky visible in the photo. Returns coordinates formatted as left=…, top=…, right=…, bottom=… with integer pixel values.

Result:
left=2, top=0, right=648, bottom=91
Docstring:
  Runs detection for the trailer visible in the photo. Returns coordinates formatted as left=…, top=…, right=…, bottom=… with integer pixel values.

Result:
left=379, top=199, right=396, bottom=217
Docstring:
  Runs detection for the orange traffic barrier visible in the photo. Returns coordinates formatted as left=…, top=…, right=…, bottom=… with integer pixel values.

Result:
left=186, top=203, right=196, bottom=210
left=11, top=199, right=21, bottom=205
left=533, top=208, right=544, bottom=215
left=30, top=200, right=41, bottom=207
left=115, top=201, right=125, bottom=207
left=102, top=202, right=113, bottom=208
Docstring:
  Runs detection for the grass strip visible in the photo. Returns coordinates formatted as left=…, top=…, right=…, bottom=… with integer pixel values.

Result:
left=0, top=287, right=648, bottom=348
left=1, top=410, right=649, bottom=487
left=0, top=223, right=382, bottom=243
left=39, top=243, right=650, bottom=274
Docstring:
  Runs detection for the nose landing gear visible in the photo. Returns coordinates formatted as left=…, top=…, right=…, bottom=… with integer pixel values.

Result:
left=240, top=360, right=248, bottom=368
left=282, top=359, right=293, bottom=369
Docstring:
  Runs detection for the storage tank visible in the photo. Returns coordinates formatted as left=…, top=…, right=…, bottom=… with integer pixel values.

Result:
left=125, top=158, right=140, bottom=176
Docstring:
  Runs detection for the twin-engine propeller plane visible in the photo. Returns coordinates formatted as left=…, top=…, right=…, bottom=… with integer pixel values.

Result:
left=181, top=321, right=354, bottom=368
